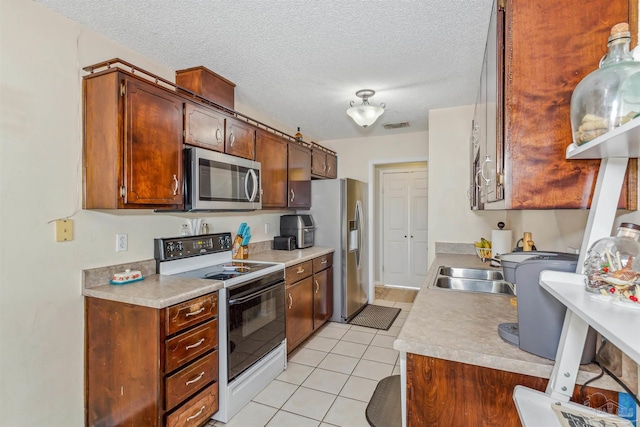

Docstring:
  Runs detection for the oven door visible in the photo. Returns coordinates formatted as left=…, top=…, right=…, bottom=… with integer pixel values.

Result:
left=227, top=273, right=285, bottom=381
left=185, top=147, right=262, bottom=211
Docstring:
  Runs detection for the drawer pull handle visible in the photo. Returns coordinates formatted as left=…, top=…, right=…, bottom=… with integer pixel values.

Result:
left=315, top=279, right=319, bottom=293
left=296, top=267, right=305, bottom=274
left=185, top=338, right=205, bottom=350
left=185, top=307, right=205, bottom=317
left=288, top=293, right=293, bottom=309
left=185, top=405, right=206, bottom=422
left=185, top=371, right=205, bottom=386
left=321, top=259, right=327, bottom=264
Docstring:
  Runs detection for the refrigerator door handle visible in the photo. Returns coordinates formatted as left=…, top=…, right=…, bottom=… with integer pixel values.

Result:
left=352, top=200, right=363, bottom=268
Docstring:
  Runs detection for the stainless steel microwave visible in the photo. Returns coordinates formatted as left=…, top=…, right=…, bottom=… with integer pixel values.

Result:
left=184, top=147, right=261, bottom=211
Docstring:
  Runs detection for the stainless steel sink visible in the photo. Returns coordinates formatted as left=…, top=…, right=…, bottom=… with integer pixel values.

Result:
left=437, top=266, right=504, bottom=281
left=434, top=276, right=514, bottom=295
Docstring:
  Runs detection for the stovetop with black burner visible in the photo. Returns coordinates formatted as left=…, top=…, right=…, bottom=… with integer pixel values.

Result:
left=175, top=261, right=276, bottom=281
left=155, top=232, right=284, bottom=287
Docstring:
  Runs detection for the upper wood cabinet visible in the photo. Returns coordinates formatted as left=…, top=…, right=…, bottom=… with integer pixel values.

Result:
left=225, top=117, right=256, bottom=160
left=476, top=0, right=638, bottom=210
left=287, top=143, right=312, bottom=209
left=326, top=153, right=337, bottom=179
left=255, top=130, right=288, bottom=208
left=311, top=146, right=338, bottom=179
left=184, top=101, right=225, bottom=152
left=83, top=70, right=184, bottom=209
left=311, top=147, right=327, bottom=178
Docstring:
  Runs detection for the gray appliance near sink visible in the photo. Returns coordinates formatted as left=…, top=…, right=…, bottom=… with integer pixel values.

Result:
left=498, top=253, right=596, bottom=363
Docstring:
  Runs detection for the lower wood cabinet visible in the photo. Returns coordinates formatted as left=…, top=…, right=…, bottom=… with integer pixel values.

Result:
left=312, top=254, right=333, bottom=329
left=286, top=252, right=334, bottom=353
left=85, top=293, right=219, bottom=427
left=286, top=276, right=314, bottom=353
left=406, top=353, right=619, bottom=427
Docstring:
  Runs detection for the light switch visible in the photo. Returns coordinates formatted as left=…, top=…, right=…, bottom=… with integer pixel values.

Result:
left=55, top=219, right=74, bottom=242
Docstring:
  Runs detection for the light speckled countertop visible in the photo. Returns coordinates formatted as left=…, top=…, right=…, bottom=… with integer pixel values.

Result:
left=82, top=246, right=335, bottom=309
left=246, top=246, right=334, bottom=266
left=394, top=253, right=619, bottom=389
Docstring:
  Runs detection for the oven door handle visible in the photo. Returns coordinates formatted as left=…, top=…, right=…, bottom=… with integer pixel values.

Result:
left=228, top=281, right=283, bottom=305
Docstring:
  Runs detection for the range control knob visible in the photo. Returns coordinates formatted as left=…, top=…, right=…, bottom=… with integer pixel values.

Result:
left=176, top=242, right=184, bottom=252
left=166, top=242, right=175, bottom=253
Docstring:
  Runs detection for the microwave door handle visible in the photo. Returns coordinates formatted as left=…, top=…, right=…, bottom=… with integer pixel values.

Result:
left=246, top=169, right=258, bottom=202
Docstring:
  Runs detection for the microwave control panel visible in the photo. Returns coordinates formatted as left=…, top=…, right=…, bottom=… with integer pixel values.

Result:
left=154, top=232, right=232, bottom=261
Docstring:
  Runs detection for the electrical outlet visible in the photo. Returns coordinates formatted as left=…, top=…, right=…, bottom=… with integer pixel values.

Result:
left=55, top=219, right=74, bottom=242
left=264, top=223, right=270, bottom=234
left=116, top=233, right=128, bottom=252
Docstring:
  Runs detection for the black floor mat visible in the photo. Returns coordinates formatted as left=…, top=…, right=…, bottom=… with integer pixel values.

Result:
left=348, top=305, right=401, bottom=330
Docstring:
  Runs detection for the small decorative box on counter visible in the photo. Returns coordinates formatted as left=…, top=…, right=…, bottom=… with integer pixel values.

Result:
left=110, top=269, right=144, bottom=285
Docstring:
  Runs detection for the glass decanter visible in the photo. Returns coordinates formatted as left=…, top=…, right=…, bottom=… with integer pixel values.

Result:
left=584, top=222, right=640, bottom=303
left=570, top=23, right=640, bottom=146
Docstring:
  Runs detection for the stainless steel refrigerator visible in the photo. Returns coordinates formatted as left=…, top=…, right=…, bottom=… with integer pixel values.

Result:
left=301, top=178, right=368, bottom=323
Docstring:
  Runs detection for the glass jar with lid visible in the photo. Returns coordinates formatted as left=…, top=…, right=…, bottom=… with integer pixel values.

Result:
left=570, top=23, right=640, bottom=146
left=584, top=222, right=640, bottom=303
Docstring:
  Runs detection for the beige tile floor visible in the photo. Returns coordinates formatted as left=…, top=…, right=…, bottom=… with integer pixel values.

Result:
left=208, top=298, right=413, bottom=427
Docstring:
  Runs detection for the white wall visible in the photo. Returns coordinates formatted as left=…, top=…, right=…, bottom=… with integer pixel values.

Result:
left=320, top=131, right=428, bottom=181
left=427, top=106, right=506, bottom=265
left=428, top=105, right=640, bottom=266
left=0, top=1, right=290, bottom=425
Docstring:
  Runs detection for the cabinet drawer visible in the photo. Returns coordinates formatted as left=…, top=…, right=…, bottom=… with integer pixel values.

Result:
left=166, top=293, right=217, bottom=335
left=165, top=320, right=218, bottom=372
left=313, top=253, right=333, bottom=273
left=165, top=382, right=218, bottom=427
left=165, top=351, right=218, bottom=410
left=286, top=260, right=313, bottom=284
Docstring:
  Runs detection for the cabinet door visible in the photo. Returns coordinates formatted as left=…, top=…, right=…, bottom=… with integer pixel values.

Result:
left=184, top=102, right=225, bottom=152
left=501, top=0, right=637, bottom=209
left=286, top=277, right=314, bottom=353
left=124, top=77, right=184, bottom=206
left=313, top=266, right=333, bottom=330
left=226, top=117, right=255, bottom=160
left=326, top=153, right=337, bottom=179
left=287, top=143, right=311, bottom=208
left=255, top=131, right=288, bottom=208
left=311, top=147, right=327, bottom=178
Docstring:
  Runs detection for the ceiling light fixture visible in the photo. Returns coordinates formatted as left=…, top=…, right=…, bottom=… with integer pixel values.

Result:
left=346, top=89, right=385, bottom=128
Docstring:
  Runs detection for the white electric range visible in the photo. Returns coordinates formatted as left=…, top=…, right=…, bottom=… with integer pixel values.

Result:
left=155, top=232, right=286, bottom=423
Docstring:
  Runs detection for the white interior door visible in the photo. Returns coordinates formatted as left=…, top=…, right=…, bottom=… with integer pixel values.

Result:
left=382, top=173, right=410, bottom=286
left=381, top=169, right=428, bottom=288
left=409, top=171, right=428, bottom=287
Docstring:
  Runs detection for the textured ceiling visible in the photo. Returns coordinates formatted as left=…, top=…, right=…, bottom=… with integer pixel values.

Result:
left=37, top=0, right=494, bottom=141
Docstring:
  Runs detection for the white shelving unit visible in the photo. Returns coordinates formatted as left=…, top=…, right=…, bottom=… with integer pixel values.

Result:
left=513, top=119, right=640, bottom=426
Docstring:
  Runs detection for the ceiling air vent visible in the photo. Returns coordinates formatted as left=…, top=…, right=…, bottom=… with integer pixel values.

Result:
left=383, top=122, right=410, bottom=130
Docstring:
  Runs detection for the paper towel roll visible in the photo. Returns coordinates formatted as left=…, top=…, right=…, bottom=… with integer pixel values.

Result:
left=492, top=229, right=512, bottom=256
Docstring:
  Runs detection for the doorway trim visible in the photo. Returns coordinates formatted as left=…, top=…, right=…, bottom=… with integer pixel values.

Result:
left=367, top=156, right=428, bottom=303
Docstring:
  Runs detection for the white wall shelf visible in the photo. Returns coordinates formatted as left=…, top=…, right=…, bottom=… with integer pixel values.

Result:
left=540, top=271, right=640, bottom=364
left=566, top=119, right=640, bottom=159
left=514, top=117, right=640, bottom=426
